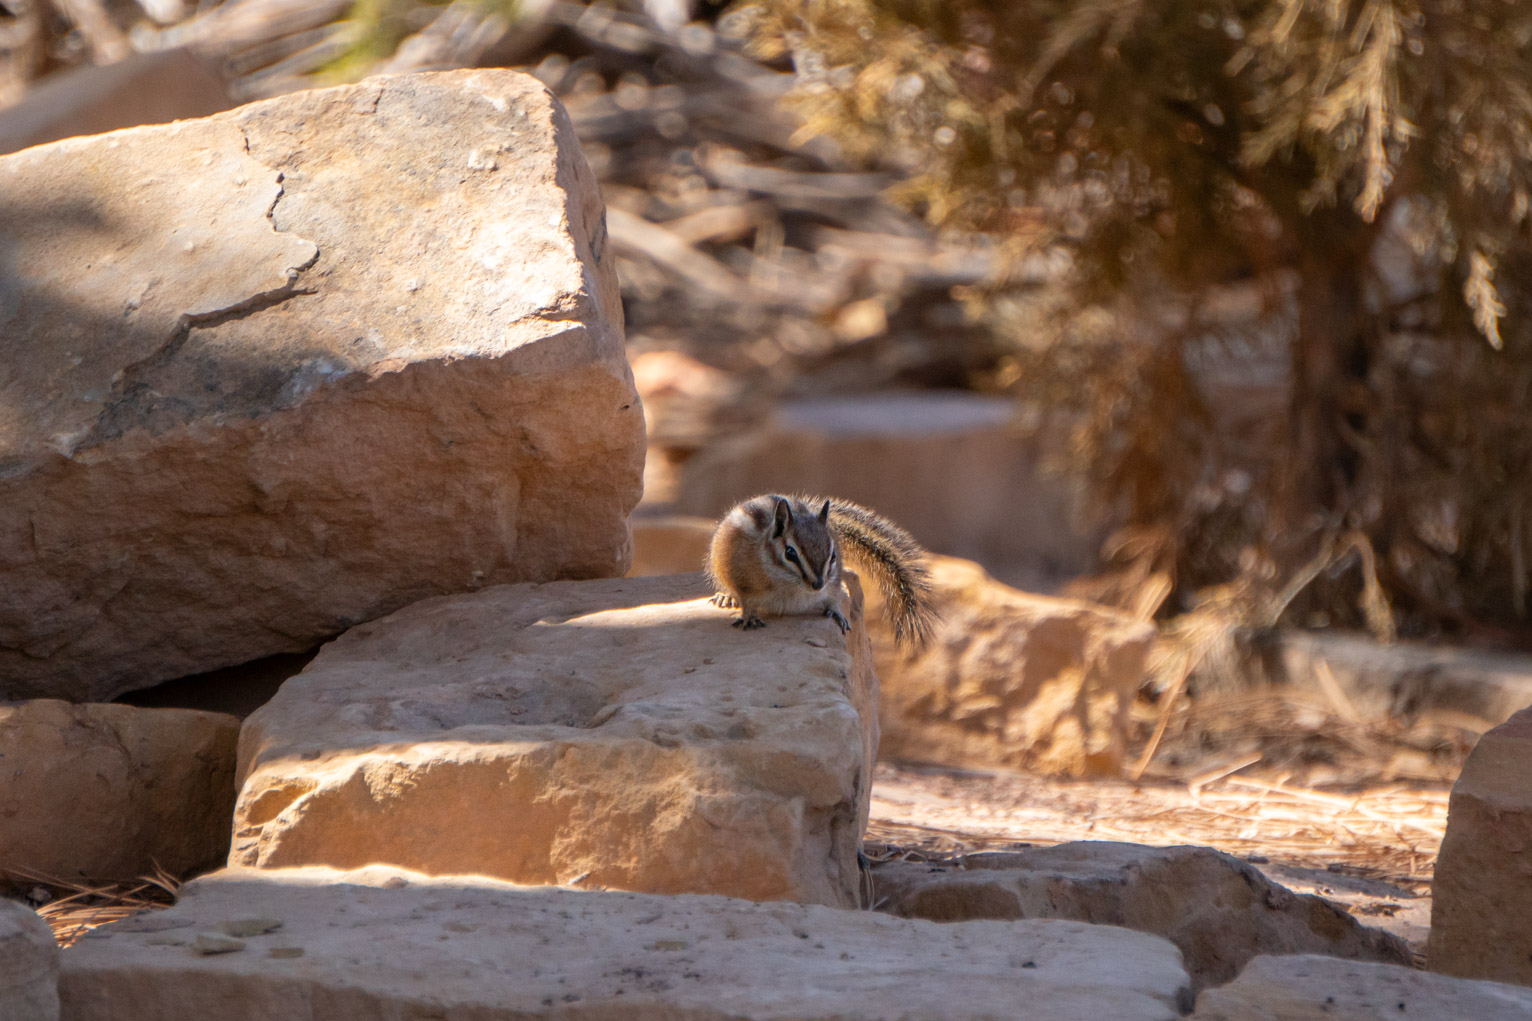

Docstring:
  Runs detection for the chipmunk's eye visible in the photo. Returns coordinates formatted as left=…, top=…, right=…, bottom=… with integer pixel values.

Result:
left=784, top=546, right=800, bottom=563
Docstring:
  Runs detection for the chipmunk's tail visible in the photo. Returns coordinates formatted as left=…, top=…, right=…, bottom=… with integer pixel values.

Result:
left=822, top=497, right=939, bottom=646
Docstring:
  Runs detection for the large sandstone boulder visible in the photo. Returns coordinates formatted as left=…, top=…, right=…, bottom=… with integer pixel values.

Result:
left=0, top=700, right=239, bottom=881
left=0, top=48, right=232, bottom=157
left=60, top=865, right=1193, bottom=1020
left=231, top=573, right=879, bottom=908
left=871, top=842, right=1410, bottom=993
left=0, top=899, right=57, bottom=1021
left=1191, top=955, right=1532, bottom=1020
left=660, top=393, right=1106, bottom=584
left=1429, top=703, right=1532, bottom=986
left=871, top=556, right=1154, bottom=777
left=0, top=68, right=643, bottom=703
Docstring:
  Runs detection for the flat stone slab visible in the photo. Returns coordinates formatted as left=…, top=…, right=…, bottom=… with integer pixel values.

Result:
left=0, top=68, right=641, bottom=702
left=232, top=573, right=879, bottom=907
left=664, top=393, right=1106, bottom=583
left=59, top=865, right=1192, bottom=1020
left=1, top=700, right=239, bottom=881
left=872, top=841, right=1410, bottom=994
left=1, top=898, right=58, bottom=1021
left=1191, top=954, right=1532, bottom=1020
left=1254, top=629, right=1532, bottom=730
left=1429, top=703, right=1532, bottom=985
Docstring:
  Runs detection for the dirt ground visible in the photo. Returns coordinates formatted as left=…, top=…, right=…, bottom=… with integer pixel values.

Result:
left=866, top=761, right=1442, bottom=957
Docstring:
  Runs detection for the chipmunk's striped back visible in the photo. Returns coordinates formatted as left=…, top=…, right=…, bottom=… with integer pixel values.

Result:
left=706, top=493, right=937, bottom=646
left=823, top=497, right=938, bottom=646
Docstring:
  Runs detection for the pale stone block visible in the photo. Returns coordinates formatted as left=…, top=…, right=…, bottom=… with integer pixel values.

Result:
left=231, top=574, right=878, bottom=908
left=59, top=865, right=1192, bottom=1020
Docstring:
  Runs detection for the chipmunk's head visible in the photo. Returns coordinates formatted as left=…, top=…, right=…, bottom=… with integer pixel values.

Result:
left=767, top=496, right=838, bottom=592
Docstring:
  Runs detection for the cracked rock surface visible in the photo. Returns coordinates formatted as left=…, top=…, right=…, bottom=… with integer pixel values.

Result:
left=60, top=865, right=1192, bottom=1020
left=232, top=573, right=879, bottom=908
left=0, top=69, right=642, bottom=702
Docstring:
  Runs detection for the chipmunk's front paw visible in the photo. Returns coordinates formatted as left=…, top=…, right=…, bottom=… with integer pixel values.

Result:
left=732, top=613, right=767, bottom=630
left=824, top=606, right=850, bottom=633
left=710, top=592, right=739, bottom=610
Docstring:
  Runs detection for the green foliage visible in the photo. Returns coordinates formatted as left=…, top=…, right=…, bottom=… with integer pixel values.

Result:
left=738, top=0, right=1532, bottom=639
left=322, top=0, right=524, bottom=82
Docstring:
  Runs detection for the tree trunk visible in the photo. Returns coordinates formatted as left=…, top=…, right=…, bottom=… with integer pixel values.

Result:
left=1283, top=251, right=1368, bottom=538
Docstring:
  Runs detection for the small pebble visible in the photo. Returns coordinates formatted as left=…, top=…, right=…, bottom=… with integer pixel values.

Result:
left=193, top=932, right=246, bottom=955
left=268, top=946, right=305, bottom=959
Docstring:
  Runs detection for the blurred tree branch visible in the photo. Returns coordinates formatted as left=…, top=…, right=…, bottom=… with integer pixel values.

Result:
left=738, top=0, right=1532, bottom=643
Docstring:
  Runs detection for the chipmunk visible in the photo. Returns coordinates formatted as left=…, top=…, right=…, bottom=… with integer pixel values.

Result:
left=706, top=494, right=938, bottom=645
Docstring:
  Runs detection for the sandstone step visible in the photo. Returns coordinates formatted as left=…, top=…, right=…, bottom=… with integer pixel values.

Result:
left=653, top=392, right=1106, bottom=587
left=232, top=573, right=878, bottom=908
left=59, top=865, right=1192, bottom=1020
left=1, top=700, right=239, bottom=882
left=0, top=68, right=641, bottom=703
left=1429, top=703, right=1532, bottom=986
left=628, top=513, right=716, bottom=579
left=1190, top=954, right=1532, bottom=1020
left=871, top=841, right=1411, bottom=994
left=0, top=899, right=57, bottom=1021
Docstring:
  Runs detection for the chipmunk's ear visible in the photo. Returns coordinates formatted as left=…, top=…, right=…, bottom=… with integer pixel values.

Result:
left=818, top=499, right=831, bottom=524
left=771, top=496, right=793, bottom=537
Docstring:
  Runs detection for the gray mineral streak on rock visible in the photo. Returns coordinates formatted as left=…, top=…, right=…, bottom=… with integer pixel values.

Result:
left=0, top=119, right=318, bottom=461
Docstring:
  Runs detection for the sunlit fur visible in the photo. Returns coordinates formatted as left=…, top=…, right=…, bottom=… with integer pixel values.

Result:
left=707, top=493, right=936, bottom=644
left=706, top=495, right=842, bottom=629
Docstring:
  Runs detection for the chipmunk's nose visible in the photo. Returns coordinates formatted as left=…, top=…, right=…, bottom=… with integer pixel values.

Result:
left=811, top=574, right=825, bottom=591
